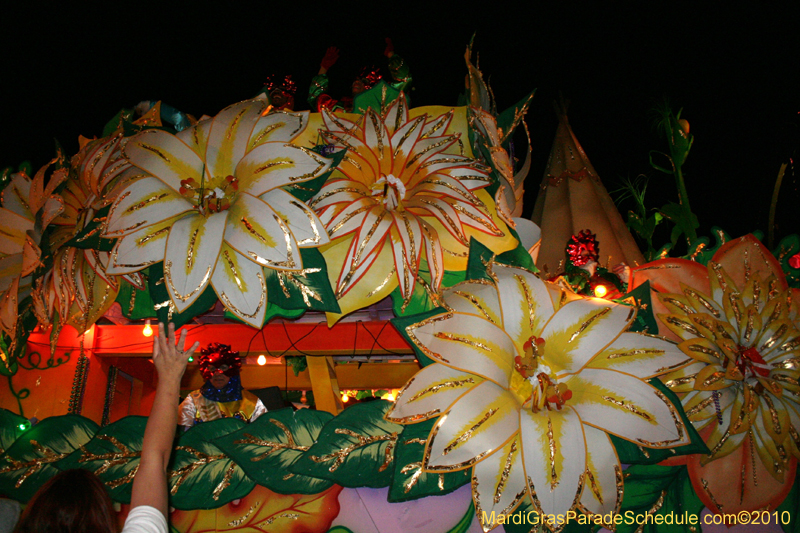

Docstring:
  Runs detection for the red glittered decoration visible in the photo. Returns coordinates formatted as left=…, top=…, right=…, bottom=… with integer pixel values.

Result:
left=566, top=229, right=599, bottom=267
left=263, top=74, right=298, bottom=96
left=789, top=253, right=800, bottom=270
left=198, top=343, right=242, bottom=380
left=357, top=65, right=383, bottom=89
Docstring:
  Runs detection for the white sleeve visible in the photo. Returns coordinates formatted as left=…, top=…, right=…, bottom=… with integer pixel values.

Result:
left=121, top=506, right=167, bottom=533
left=178, top=395, right=196, bottom=426
left=250, top=398, right=267, bottom=421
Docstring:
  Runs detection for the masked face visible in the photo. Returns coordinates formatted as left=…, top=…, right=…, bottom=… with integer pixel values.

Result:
left=208, top=364, right=231, bottom=389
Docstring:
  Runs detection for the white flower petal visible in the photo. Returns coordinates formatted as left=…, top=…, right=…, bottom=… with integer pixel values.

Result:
left=249, top=110, right=308, bottom=148
left=426, top=380, right=519, bottom=470
left=519, top=406, right=585, bottom=517
left=473, top=435, right=528, bottom=531
left=237, top=143, right=331, bottom=196
left=442, top=280, right=502, bottom=326
left=407, top=312, right=515, bottom=388
left=164, top=212, right=226, bottom=312
left=580, top=425, right=621, bottom=516
left=204, top=100, right=264, bottom=179
left=588, top=332, right=691, bottom=379
left=567, top=368, right=689, bottom=447
left=225, top=192, right=302, bottom=271
left=123, top=129, right=205, bottom=193
left=104, top=177, right=192, bottom=237
left=387, top=363, right=484, bottom=423
left=107, top=217, right=178, bottom=274
left=211, top=244, right=267, bottom=328
left=542, top=298, right=634, bottom=375
left=261, top=189, right=329, bottom=248
left=494, top=264, right=555, bottom=352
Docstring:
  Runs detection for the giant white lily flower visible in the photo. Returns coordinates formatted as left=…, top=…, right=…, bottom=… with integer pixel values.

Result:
left=387, top=263, right=690, bottom=530
left=311, top=96, right=514, bottom=317
left=104, top=100, right=331, bottom=326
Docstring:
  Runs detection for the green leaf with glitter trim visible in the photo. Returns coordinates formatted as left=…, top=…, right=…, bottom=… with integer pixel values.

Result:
left=169, top=417, right=254, bottom=510
left=0, top=414, right=98, bottom=502
left=215, top=407, right=333, bottom=495
left=283, top=149, right=345, bottom=202
left=619, top=280, right=658, bottom=335
left=0, top=409, right=28, bottom=455
left=614, top=464, right=703, bottom=533
left=609, top=379, right=709, bottom=465
left=390, top=307, right=447, bottom=368
left=387, top=419, right=469, bottom=502
left=290, top=400, right=401, bottom=488
left=465, top=236, right=535, bottom=284
left=389, top=261, right=465, bottom=317
left=263, top=248, right=340, bottom=315
left=64, top=205, right=115, bottom=251
left=115, top=272, right=157, bottom=320
left=58, top=416, right=146, bottom=503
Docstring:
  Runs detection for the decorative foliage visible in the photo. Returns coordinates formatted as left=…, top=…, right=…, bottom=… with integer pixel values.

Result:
left=0, top=414, right=98, bottom=502
left=292, top=401, right=401, bottom=488
left=215, top=408, right=334, bottom=494
left=170, top=418, right=254, bottom=509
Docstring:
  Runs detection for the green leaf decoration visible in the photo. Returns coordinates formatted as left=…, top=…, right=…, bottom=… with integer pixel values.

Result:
left=615, top=464, right=704, bottom=533
left=620, top=280, right=658, bottom=335
left=115, top=273, right=157, bottom=320
left=388, top=419, right=469, bottom=502
left=169, top=418, right=254, bottom=510
left=391, top=307, right=448, bottom=368
left=466, top=236, right=536, bottom=284
left=214, top=407, right=333, bottom=495
left=777, top=473, right=800, bottom=533
left=283, top=149, right=345, bottom=202
left=0, top=414, right=98, bottom=502
left=64, top=205, right=115, bottom=251
left=263, top=248, right=340, bottom=316
left=447, top=501, right=477, bottom=533
left=285, top=356, right=308, bottom=376
left=496, top=91, right=535, bottom=147
left=290, top=401, right=401, bottom=488
left=351, top=81, right=402, bottom=116
left=57, top=416, right=146, bottom=503
left=390, top=262, right=465, bottom=317
left=147, top=262, right=217, bottom=329
left=0, top=409, right=28, bottom=455
left=610, top=379, right=709, bottom=464
left=774, top=233, right=800, bottom=289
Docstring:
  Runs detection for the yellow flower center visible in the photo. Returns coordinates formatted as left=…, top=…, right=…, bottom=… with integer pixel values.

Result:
left=180, top=174, right=239, bottom=214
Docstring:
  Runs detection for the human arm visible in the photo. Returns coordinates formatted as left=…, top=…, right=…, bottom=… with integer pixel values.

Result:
left=384, top=38, right=411, bottom=90
left=130, top=322, right=199, bottom=519
left=318, top=46, right=339, bottom=75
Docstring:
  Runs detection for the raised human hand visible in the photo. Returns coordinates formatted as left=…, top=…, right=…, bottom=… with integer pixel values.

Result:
left=152, top=322, right=198, bottom=384
left=320, top=46, right=339, bottom=72
left=384, top=37, right=394, bottom=58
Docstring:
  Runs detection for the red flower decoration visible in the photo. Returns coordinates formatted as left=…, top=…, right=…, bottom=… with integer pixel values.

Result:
left=566, top=229, right=599, bottom=266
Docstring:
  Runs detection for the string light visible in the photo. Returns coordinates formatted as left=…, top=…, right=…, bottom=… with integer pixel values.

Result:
left=257, top=355, right=267, bottom=366
left=593, top=285, right=608, bottom=298
left=142, top=319, right=153, bottom=337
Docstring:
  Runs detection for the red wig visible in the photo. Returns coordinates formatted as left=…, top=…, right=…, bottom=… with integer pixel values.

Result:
left=198, top=342, right=242, bottom=380
left=15, top=469, right=116, bottom=533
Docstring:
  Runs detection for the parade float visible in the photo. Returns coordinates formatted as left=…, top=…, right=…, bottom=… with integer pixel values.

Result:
left=0, top=42, right=798, bottom=533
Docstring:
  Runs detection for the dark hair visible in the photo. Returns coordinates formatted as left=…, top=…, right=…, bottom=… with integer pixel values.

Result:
left=15, top=469, right=116, bottom=533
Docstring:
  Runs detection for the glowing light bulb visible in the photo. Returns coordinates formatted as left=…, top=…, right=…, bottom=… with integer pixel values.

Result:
left=257, top=355, right=267, bottom=366
left=386, top=393, right=396, bottom=402
left=142, top=320, right=153, bottom=337
left=188, top=355, right=194, bottom=362
left=341, top=393, right=349, bottom=403
left=594, top=285, right=608, bottom=298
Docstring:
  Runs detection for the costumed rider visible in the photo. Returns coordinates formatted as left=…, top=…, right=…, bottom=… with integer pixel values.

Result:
left=308, top=38, right=412, bottom=112
left=178, top=342, right=266, bottom=427
left=256, top=74, right=297, bottom=111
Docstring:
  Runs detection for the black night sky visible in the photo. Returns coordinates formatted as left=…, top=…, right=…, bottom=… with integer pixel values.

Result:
left=3, top=2, right=799, bottom=247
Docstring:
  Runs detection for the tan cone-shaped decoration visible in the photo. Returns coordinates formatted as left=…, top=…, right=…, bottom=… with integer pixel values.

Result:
left=531, top=107, right=644, bottom=275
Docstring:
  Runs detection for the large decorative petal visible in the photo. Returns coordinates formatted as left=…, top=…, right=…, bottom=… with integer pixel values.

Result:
left=107, top=217, right=179, bottom=274
left=567, top=368, right=688, bottom=447
left=211, top=244, right=268, bottom=327
left=473, top=435, right=527, bottom=531
left=426, top=380, right=519, bottom=470
left=387, top=363, right=485, bottom=423
left=542, top=298, right=634, bottom=375
left=260, top=189, right=329, bottom=248
left=519, top=406, right=585, bottom=517
left=406, top=312, right=515, bottom=388
left=588, top=332, right=691, bottom=379
left=249, top=109, right=309, bottom=149
left=494, top=264, right=555, bottom=352
left=237, top=143, right=331, bottom=196
left=123, top=129, right=205, bottom=193
left=104, top=177, right=192, bottom=237
left=164, top=212, right=227, bottom=311
left=579, top=425, right=621, bottom=516
left=224, top=192, right=301, bottom=270
left=204, top=100, right=264, bottom=179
